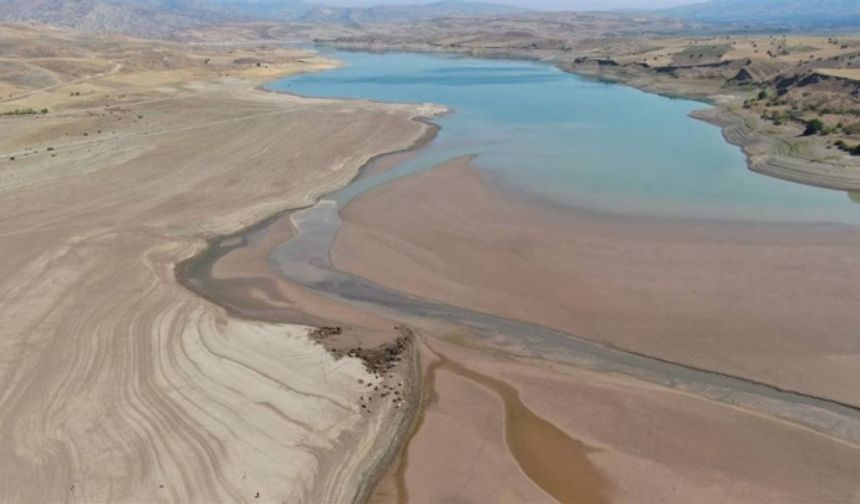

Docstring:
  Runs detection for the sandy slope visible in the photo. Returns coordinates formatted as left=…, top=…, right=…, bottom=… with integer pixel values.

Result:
left=0, top=61, right=436, bottom=502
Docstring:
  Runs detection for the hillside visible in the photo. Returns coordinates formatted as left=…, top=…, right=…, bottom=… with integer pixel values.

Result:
left=0, top=1, right=314, bottom=37
left=665, top=0, right=860, bottom=29
left=202, top=0, right=314, bottom=20
left=0, top=0, right=527, bottom=36
left=299, top=1, right=527, bottom=25
left=0, top=0, right=222, bottom=37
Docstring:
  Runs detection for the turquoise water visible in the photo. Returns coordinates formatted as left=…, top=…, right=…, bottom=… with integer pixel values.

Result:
left=269, top=50, right=858, bottom=224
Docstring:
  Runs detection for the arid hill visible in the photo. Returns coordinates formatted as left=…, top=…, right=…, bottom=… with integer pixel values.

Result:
left=298, top=1, right=527, bottom=25
left=664, top=0, right=860, bottom=30
left=0, top=0, right=223, bottom=37
left=0, top=0, right=530, bottom=37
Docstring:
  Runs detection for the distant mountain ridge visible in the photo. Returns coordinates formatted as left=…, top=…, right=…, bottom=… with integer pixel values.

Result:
left=0, top=0, right=222, bottom=37
left=0, top=0, right=528, bottom=36
left=299, top=1, right=527, bottom=24
left=664, top=0, right=860, bottom=29
left=6, top=0, right=855, bottom=38
left=202, top=0, right=314, bottom=20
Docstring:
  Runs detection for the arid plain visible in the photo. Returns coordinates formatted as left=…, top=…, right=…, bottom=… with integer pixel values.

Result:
left=0, top=24, right=438, bottom=502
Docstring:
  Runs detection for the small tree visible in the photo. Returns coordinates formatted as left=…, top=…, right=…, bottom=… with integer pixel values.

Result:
left=803, top=119, right=825, bottom=136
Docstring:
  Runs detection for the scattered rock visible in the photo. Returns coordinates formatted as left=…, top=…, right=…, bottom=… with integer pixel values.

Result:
left=311, top=326, right=342, bottom=339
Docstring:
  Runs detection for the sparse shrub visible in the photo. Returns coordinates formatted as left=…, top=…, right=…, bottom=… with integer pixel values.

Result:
left=844, top=122, right=860, bottom=135
left=1, top=108, right=41, bottom=117
left=803, top=119, right=825, bottom=136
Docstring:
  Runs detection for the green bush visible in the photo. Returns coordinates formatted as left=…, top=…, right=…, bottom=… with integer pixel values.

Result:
left=803, top=119, right=825, bottom=136
left=0, top=108, right=41, bottom=117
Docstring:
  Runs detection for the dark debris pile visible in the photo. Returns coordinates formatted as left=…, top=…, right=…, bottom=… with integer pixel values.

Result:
left=332, top=325, right=415, bottom=414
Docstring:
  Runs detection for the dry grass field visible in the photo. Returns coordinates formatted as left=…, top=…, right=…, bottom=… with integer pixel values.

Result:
left=0, top=23, right=332, bottom=114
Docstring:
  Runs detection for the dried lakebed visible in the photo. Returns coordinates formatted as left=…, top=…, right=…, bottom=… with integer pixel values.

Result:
left=183, top=50, right=860, bottom=500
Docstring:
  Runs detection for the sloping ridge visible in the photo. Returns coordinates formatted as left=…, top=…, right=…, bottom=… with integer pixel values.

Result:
left=664, top=0, right=860, bottom=28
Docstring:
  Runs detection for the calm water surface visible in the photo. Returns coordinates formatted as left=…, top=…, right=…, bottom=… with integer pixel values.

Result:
left=269, top=50, right=858, bottom=224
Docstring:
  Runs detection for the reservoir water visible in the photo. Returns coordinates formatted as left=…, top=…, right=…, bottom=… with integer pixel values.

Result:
left=269, top=50, right=858, bottom=224
left=175, top=50, right=860, bottom=500
left=178, top=49, right=860, bottom=445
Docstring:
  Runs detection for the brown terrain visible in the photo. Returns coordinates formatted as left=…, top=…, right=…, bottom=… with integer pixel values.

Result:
left=3, top=6, right=860, bottom=503
left=193, top=190, right=860, bottom=504
left=0, top=23, right=440, bottom=503
left=334, top=158, right=860, bottom=406
left=370, top=334, right=860, bottom=503
left=332, top=158, right=860, bottom=502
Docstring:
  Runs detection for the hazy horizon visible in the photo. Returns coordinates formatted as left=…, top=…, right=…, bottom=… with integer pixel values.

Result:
left=321, top=0, right=700, bottom=10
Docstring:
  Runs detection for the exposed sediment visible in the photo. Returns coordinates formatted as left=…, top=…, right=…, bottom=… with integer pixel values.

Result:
left=172, top=103, right=444, bottom=503
left=0, top=56, right=440, bottom=502
left=693, top=106, right=860, bottom=191
left=326, top=156, right=860, bottom=502
left=173, top=51, right=860, bottom=502
left=333, top=156, right=860, bottom=408
left=8, top=28, right=857, bottom=502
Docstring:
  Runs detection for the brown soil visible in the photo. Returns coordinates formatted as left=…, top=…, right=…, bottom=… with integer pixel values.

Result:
left=437, top=352, right=611, bottom=504
left=0, top=24, right=438, bottom=502
left=333, top=156, right=860, bottom=407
